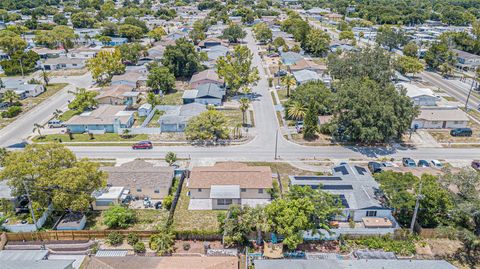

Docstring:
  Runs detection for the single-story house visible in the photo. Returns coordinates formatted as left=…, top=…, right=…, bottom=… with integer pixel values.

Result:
left=198, top=37, right=228, bottom=48
left=289, top=59, right=327, bottom=74
left=158, top=103, right=207, bottom=132
left=40, top=56, right=85, bottom=70
left=0, top=250, right=75, bottom=269
left=205, top=45, right=229, bottom=62
left=100, top=160, right=175, bottom=200
left=138, top=103, right=153, bottom=117
left=397, top=82, right=438, bottom=106
left=188, top=162, right=273, bottom=210
left=182, top=83, right=225, bottom=106
left=66, top=47, right=99, bottom=59
left=111, top=71, right=147, bottom=88
left=280, top=51, right=304, bottom=65
left=330, top=43, right=356, bottom=53
left=31, top=47, right=64, bottom=59
left=65, top=105, right=135, bottom=134
left=453, top=49, right=480, bottom=71
left=95, top=85, right=139, bottom=107
left=254, top=259, right=457, bottom=269
left=92, top=186, right=126, bottom=210
left=412, top=107, right=469, bottom=129
left=2, top=79, right=45, bottom=98
left=166, top=32, right=188, bottom=41
left=290, top=163, right=394, bottom=223
left=293, top=69, right=320, bottom=84
left=85, top=256, right=238, bottom=269
left=189, top=69, right=224, bottom=89
left=147, top=44, right=165, bottom=61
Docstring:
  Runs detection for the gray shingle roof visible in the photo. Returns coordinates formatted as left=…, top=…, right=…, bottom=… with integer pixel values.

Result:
left=196, top=83, right=224, bottom=99
left=254, top=259, right=458, bottom=269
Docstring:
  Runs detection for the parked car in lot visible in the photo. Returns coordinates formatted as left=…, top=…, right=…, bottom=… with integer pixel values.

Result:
left=403, top=157, right=416, bottom=167
left=450, top=128, right=472, bottom=137
left=48, top=119, right=65, bottom=128
left=417, top=160, right=430, bottom=167
left=132, top=141, right=153, bottom=149
left=431, top=160, right=443, bottom=167
left=368, top=161, right=383, bottom=173
left=472, top=160, right=480, bottom=170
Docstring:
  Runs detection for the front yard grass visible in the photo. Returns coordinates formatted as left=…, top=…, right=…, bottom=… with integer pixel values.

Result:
left=172, top=182, right=223, bottom=233
left=33, top=133, right=149, bottom=142
left=146, top=110, right=164, bottom=127
left=58, top=109, right=80, bottom=122
left=160, top=90, right=183, bottom=105
left=220, top=108, right=243, bottom=126
left=86, top=209, right=169, bottom=231
left=0, top=83, right=68, bottom=130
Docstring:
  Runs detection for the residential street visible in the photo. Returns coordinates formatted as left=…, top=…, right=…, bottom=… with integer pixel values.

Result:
left=0, top=73, right=93, bottom=147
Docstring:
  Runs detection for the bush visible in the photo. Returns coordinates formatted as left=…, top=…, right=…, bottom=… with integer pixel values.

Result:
left=127, top=233, right=139, bottom=246
left=183, top=242, right=190, bottom=250
left=1, top=106, right=22, bottom=118
left=103, top=205, right=136, bottom=229
left=107, top=232, right=124, bottom=246
left=134, top=242, right=146, bottom=253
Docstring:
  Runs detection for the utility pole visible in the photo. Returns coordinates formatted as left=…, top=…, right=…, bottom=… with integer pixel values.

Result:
left=465, top=74, right=477, bottom=110
left=22, top=181, right=38, bottom=230
left=274, top=129, right=278, bottom=160
left=409, top=182, right=423, bottom=233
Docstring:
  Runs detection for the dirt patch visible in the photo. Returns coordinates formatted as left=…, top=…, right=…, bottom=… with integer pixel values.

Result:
left=297, top=241, right=340, bottom=253
left=173, top=240, right=223, bottom=254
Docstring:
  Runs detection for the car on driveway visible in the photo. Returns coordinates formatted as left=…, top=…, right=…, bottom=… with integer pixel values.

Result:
left=368, top=162, right=382, bottom=173
left=132, top=141, right=153, bottom=149
left=431, top=160, right=443, bottom=167
left=403, top=158, right=416, bottom=167
left=450, top=128, right=472, bottom=137
left=417, top=160, right=430, bottom=167
left=472, top=160, right=480, bottom=170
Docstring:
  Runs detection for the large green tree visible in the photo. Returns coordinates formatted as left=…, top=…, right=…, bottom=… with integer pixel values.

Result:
left=147, top=66, right=175, bottom=93
left=395, top=56, right=424, bottom=76
left=71, top=12, right=96, bottom=28
left=252, top=22, right=273, bottom=43
left=285, top=81, right=333, bottom=116
left=329, top=78, right=418, bottom=143
left=376, top=26, right=408, bottom=51
left=302, top=29, right=331, bottom=57
left=86, top=49, right=125, bottom=84
left=0, top=143, right=106, bottom=212
left=216, top=45, right=259, bottom=94
left=117, top=43, right=144, bottom=65
left=0, top=50, right=40, bottom=76
left=222, top=23, right=246, bottom=43
left=0, top=30, right=27, bottom=55
left=68, top=88, right=99, bottom=112
left=103, top=205, right=136, bottom=228
left=185, top=109, right=230, bottom=141
left=161, top=38, right=203, bottom=78
left=118, top=24, right=144, bottom=41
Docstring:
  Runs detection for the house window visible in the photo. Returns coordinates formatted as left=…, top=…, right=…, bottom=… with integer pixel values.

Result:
left=95, top=200, right=113, bottom=206
left=366, top=211, right=377, bottom=217
left=241, top=188, right=246, bottom=192
left=136, top=188, right=142, bottom=192
left=258, top=189, right=263, bottom=194
left=217, top=199, right=233, bottom=206
left=198, top=188, right=202, bottom=192
left=154, top=189, right=160, bottom=194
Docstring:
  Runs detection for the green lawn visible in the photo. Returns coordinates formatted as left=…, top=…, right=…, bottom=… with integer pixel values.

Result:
left=160, top=90, right=183, bottom=105
left=33, top=133, right=149, bottom=142
left=220, top=108, right=244, bottom=126
left=147, top=110, right=164, bottom=127
left=276, top=89, right=289, bottom=104
left=172, top=182, right=223, bottom=233
left=86, top=209, right=169, bottom=231
left=59, top=110, right=80, bottom=122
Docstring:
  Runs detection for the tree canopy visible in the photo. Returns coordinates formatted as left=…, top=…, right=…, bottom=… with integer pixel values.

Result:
left=185, top=109, right=230, bottom=141
left=216, top=45, right=259, bottom=94
left=147, top=66, right=176, bottom=93
left=86, top=49, right=126, bottom=84
left=302, top=29, right=331, bottom=57
left=222, top=23, right=246, bottom=43
left=161, top=38, right=203, bottom=78
left=0, top=143, right=106, bottom=212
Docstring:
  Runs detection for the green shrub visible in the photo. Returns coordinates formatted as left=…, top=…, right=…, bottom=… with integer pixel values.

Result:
left=345, top=235, right=416, bottom=256
left=183, top=242, right=190, bottom=250
left=134, top=241, right=146, bottom=253
left=107, top=232, right=124, bottom=246
left=127, top=233, right=139, bottom=246
left=1, top=106, right=22, bottom=118
left=103, top=205, right=136, bottom=229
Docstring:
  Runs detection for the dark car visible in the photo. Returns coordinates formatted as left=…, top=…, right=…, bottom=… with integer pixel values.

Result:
left=132, top=141, right=153, bottom=149
left=274, top=70, right=288, bottom=77
left=154, top=201, right=162, bottom=209
left=450, top=128, right=472, bottom=137
left=417, top=160, right=430, bottom=167
left=402, top=157, right=416, bottom=167
left=368, top=161, right=383, bottom=173
left=472, top=160, right=480, bottom=171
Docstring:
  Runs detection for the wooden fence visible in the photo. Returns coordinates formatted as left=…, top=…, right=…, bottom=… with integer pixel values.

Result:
left=5, top=229, right=223, bottom=242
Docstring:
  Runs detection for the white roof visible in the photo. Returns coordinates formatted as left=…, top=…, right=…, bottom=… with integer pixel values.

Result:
left=397, top=82, right=436, bottom=98
left=417, top=108, right=469, bottom=121
left=210, top=185, right=241, bottom=199
left=93, top=187, right=124, bottom=200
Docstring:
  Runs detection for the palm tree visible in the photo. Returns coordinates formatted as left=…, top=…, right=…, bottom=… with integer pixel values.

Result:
left=239, top=97, right=250, bottom=126
left=41, top=70, right=51, bottom=86
left=53, top=109, right=63, bottom=119
left=281, top=74, right=296, bottom=97
left=287, top=101, right=307, bottom=120
left=3, top=90, right=19, bottom=106
left=249, top=206, right=270, bottom=244
left=33, top=123, right=45, bottom=137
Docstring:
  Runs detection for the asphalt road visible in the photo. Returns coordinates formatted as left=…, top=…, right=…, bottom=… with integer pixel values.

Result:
left=67, top=30, right=480, bottom=163
left=0, top=73, right=93, bottom=147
